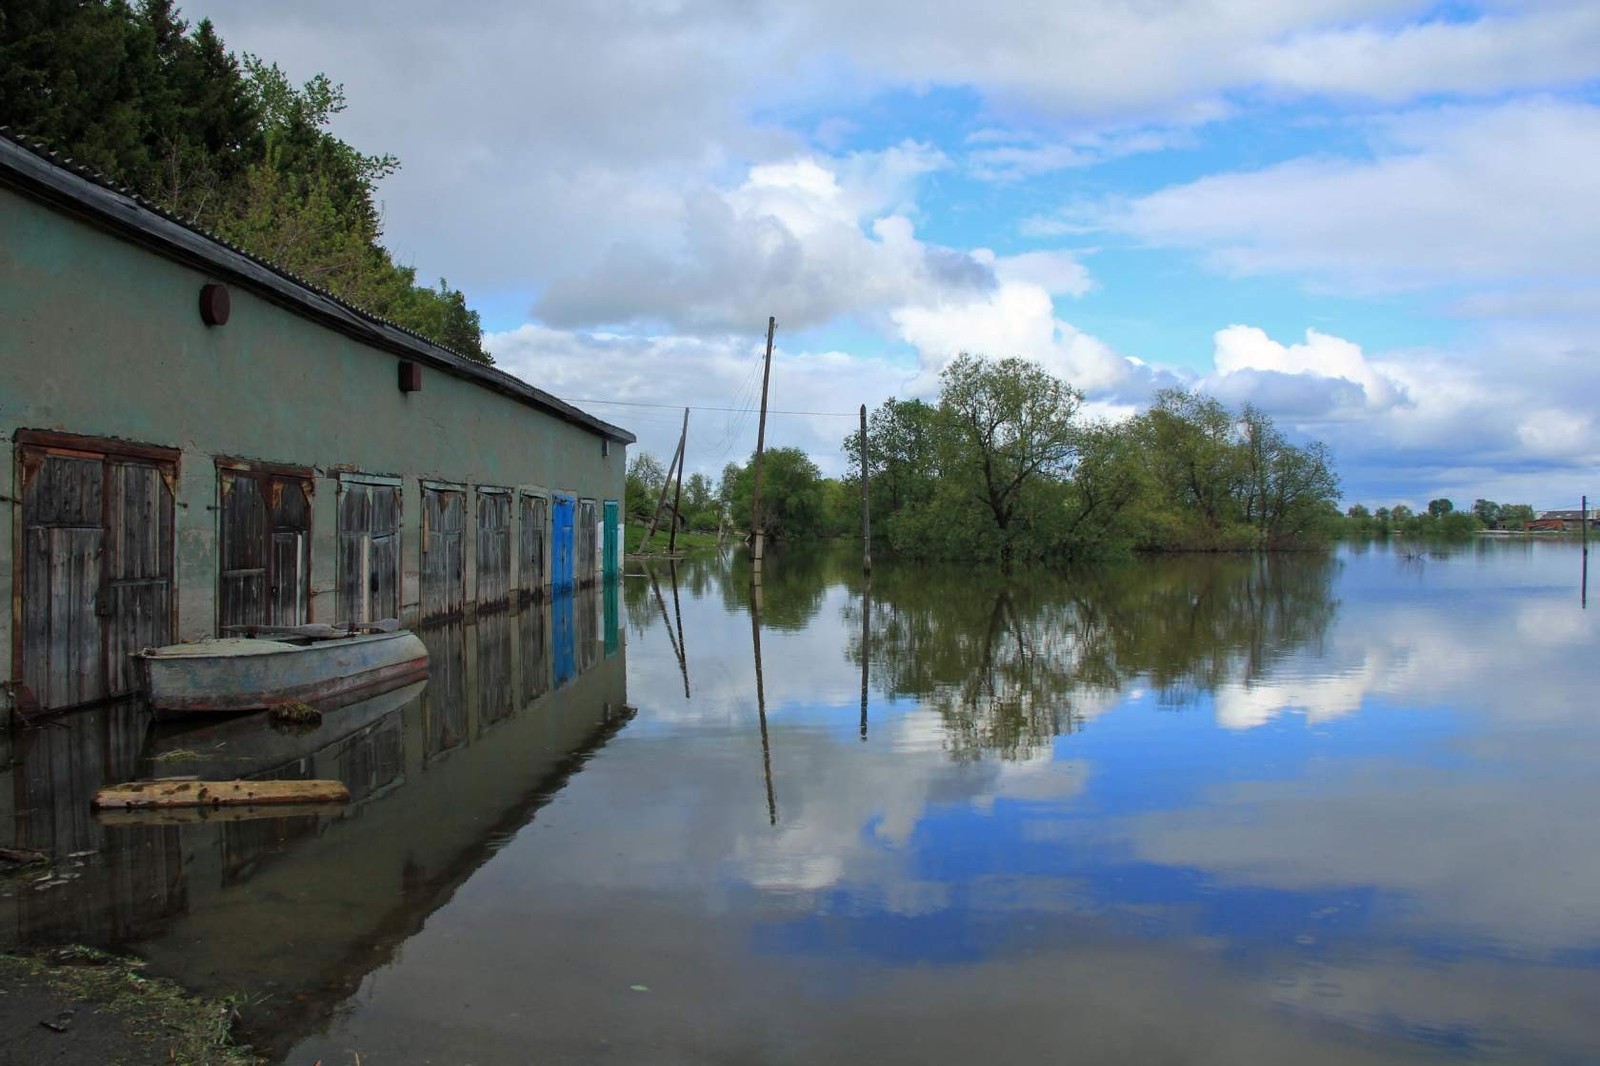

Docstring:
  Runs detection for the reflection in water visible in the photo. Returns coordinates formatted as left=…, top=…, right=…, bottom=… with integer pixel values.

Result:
left=0, top=586, right=627, bottom=1060
left=845, top=554, right=1338, bottom=761
left=10, top=544, right=1600, bottom=1064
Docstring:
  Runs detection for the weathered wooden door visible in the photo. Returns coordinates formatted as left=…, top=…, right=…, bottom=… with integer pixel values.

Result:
left=602, top=500, right=620, bottom=580
left=476, top=488, right=511, bottom=608
left=420, top=485, right=465, bottom=621
left=218, top=467, right=311, bottom=632
left=518, top=493, right=547, bottom=600
left=577, top=499, right=598, bottom=582
left=17, top=436, right=175, bottom=711
left=337, top=478, right=400, bottom=625
left=552, top=495, right=575, bottom=591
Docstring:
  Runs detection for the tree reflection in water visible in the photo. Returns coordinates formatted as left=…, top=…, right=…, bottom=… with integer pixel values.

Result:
left=843, top=553, right=1340, bottom=762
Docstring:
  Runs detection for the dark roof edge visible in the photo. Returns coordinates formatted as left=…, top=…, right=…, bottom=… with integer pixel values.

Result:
left=0, top=130, right=635, bottom=445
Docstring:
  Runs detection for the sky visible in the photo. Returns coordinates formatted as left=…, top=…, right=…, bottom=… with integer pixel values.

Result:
left=182, top=0, right=1600, bottom=509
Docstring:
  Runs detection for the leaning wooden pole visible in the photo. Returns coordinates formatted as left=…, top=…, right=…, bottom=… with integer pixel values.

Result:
left=669, top=411, right=689, bottom=555
left=748, top=316, right=776, bottom=581
left=642, top=408, right=688, bottom=549
left=859, top=403, right=871, bottom=574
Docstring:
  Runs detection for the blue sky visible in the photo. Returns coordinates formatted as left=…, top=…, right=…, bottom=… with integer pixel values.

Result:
left=188, top=0, right=1600, bottom=508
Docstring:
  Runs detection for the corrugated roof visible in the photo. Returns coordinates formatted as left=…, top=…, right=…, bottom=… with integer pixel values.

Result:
left=0, top=129, right=635, bottom=445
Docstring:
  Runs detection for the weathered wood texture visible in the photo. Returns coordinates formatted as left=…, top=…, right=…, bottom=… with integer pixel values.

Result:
left=476, top=489, right=512, bottom=607
left=521, top=599, right=550, bottom=704
left=337, top=481, right=400, bottom=624
left=95, top=803, right=348, bottom=826
left=420, top=487, right=465, bottom=620
left=93, top=778, right=352, bottom=809
left=477, top=608, right=515, bottom=732
left=519, top=493, right=547, bottom=599
left=577, top=499, right=599, bottom=581
left=420, top=622, right=467, bottom=763
left=220, top=471, right=310, bottom=632
left=552, top=495, right=576, bottom=591
left=19, top=444, right=175, bottom=711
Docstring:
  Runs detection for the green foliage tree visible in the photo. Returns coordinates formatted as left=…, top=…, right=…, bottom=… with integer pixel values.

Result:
left=727, top=448, right=826, bottom=542
left=1499, top=503, right=1536, bottom=529
left=625, top=452, right=667, bottom=521
left=936, top=354, right=1083, bottom=565
left=0, top=1, right=491, bottom=361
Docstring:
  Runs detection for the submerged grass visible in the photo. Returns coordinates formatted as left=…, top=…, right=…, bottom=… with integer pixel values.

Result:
left=0, top=946, right=260, bottom=1065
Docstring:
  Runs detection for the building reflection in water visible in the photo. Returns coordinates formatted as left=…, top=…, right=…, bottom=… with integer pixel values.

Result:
left=0, top=583, right=627, bottom=1058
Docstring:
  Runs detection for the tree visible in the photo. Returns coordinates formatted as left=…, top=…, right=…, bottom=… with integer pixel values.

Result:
left=1136, top=388, right=1245, bottom=536
left=727, top=448, right=825, bottom=542
left=1427, top=497, right=1455, bottom=518
left=625, top=453, right=667, bottom=521
left=1472, top=499, right=1501, bottom=528
left=1500, top=503, right=1536, bottom=529
left=935, top=354, right=1083, bottom=566
left=0, top=2, right=492, bottom=361
left=843, top=397, right=940, bottom=516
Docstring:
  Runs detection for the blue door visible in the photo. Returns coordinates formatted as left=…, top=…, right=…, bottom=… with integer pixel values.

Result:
left=552, top=495, right=575, bottom=591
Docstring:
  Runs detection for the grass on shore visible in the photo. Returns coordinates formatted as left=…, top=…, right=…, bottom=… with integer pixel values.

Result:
left=0, top=947, right=259, bottom=1065
left=625, top=523, right=726, bottom=556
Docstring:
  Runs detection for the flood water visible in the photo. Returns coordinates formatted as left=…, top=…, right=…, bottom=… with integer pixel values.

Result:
left=3, top=540, right=1599, bottom=1064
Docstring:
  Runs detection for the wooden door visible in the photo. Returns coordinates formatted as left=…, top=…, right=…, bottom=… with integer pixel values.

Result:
left=420, top=486, right=465, bottom=620
left=338, top=480, right=400, bottom=625
left=577, top=499, right=598, bottom=582
left=219, top=469, right=310, bottom=632
left=518, top=494, right=547, bottom=600
left=602, top=500, right=620, bottom=580
left=552, top=496, right=575, bottom=591
left=476, top=489, right=511, bottom=608
left=17, top=438, right=174, bottom=711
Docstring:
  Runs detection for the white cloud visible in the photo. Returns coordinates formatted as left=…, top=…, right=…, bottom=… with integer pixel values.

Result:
left=892, top=277, right=1136, bottom=395
left=1204, top=325, right=1406, bottom=416
left=1249, top=3, right=1600, bottom=101
left=1084, top=98, right=1600, bottom=293
left=485, top=323, right=912, bottom=476
left=533, top=148, right=994, bottom=334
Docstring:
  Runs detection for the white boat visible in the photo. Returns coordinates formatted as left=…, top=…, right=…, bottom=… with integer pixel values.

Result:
left=139, top=626, right=429, bottom=715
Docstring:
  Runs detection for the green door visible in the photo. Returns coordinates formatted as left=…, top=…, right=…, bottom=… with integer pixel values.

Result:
left=602, top=500, right=620, bottom=579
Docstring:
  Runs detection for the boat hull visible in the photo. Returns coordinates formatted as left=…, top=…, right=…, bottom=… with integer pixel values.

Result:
left=140, top=631, right=430, bottom=716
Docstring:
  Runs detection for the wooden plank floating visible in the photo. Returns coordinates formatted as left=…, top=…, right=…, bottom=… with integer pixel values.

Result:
left=94, top=802, right=348, bottom=826
left=92, top=778, right=351, bottom=810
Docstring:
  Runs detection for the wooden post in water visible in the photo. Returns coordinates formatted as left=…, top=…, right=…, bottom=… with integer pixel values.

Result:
left=668, top=410, right=688, bottom=556
left=642, top=408, right=688, bottom=550
left=860, top=403, right=871, bottom=575
left=1584, top=494, right=1590, bottom=610
left=749, top=316, right=776, bottom=582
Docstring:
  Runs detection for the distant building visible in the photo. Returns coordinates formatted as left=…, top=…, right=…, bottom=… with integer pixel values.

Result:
left=1, top=131, right=633, bottom=715
left=1528, top=510, right=1595, bottom=532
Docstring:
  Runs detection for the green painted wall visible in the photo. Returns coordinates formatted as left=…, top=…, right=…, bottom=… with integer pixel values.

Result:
left=0, top=184, right=628, bottom=711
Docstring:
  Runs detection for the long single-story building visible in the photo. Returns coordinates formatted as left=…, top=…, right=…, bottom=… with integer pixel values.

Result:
left=0, top=130, right=633, bottom=717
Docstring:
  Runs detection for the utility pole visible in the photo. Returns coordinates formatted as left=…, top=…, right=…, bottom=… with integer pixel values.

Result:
left=749, top=316, right=775, bottom=582
left=668, top=411, right=689, bottom=556
left=642, top=407, right=688, bottom=550
left=859, top=403, right=871, bottom=574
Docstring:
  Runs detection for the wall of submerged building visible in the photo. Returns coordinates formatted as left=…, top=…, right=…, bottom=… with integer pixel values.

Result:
left=0, top=178, right=628, bottom=715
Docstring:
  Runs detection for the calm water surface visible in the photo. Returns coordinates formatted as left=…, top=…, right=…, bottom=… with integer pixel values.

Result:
left=4, top=541, right=1598, bottom=1064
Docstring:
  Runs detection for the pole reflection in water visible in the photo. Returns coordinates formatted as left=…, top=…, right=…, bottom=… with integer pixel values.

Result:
left=750, top=581, right=778, bottom=826
left=650, top=564, right=690, bottom=698
left=859, top=577, right=870, bottom=742
left=0, top=583, right=628, bottom=1061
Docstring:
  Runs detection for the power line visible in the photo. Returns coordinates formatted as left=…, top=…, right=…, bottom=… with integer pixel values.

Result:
left=568, top=397, right=859, bottom=418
